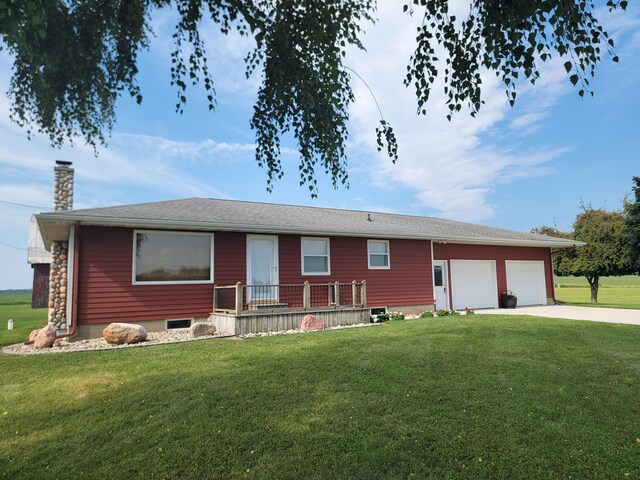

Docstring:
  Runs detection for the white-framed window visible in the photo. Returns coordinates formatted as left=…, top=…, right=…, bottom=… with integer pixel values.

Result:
left=301, top=237, right=330, bottom=275
left=133, top=230, right=214, bottom=284
left=368, top=240, right=390, bottom=269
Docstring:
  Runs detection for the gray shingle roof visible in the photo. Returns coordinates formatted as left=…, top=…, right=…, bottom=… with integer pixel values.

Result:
left=36, top=197, right=580, bottom=247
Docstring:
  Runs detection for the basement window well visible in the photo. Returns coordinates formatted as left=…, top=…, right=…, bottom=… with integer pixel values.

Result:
left=165, top=319, right=193, bottom=330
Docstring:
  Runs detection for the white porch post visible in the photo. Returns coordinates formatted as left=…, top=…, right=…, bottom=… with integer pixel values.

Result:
left=235, top=282, right=243, bottom=315
left=361, top=280, right=367, bottom=307
left=303, top=281, right=311, bottom=309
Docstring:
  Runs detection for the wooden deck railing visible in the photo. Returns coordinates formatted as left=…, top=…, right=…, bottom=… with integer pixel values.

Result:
left=213, top=281, right=367, bottom=315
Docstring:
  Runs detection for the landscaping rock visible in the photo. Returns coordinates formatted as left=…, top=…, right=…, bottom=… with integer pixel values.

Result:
left=33, top=323, right=57, bottom=349
left=189, top=322, right=217, bottom=338
left=28, top=329, right=40, bottom=343
left=103, top=323, right=147, bottom=345
left=300, top=315, right=324, bottom=332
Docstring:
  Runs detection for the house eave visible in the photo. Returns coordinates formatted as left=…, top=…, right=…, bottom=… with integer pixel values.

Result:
left=35, top=213, right=584, bottom=249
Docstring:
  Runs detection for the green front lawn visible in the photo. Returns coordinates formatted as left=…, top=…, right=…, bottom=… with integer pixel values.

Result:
left=0, top=304, right=48, bottom=347
left=555, top=286, right=640, bottom=309
left=1, top=316, right=639, bottom=479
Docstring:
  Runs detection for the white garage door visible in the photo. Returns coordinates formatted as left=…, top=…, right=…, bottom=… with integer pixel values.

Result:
left=506, top=261, right=547, bottom=306
left=450, top=260, right=498, bottom=310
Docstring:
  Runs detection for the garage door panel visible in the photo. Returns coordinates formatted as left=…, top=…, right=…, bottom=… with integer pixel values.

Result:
left=506, top=261, right=546, bottom=306
left=450, top=260, right=498, bottom=310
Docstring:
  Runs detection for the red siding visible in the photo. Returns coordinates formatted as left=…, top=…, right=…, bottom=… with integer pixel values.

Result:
left=76, top=228, right=434, bottom=324
left=77, top=227, right=215, bottom=325
left=31, top=264, right=50, bottom=308
left=433, top=243, right=555, bottom=305
left=278, top=235, right=433, bottom=308
left=76, top=226, right=553, bottom=324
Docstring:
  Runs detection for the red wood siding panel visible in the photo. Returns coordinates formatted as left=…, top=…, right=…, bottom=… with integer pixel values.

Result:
left=214, top=232, right=247, bottom=285
left=76, top=227, right=215, bottom=325
left=433, top=243, right=554, bottom=303
left=76, top=228, right=434, bottom=324
left=31, top=264, right=50, bottom=308
left=278, top=235, right=433, bottom=308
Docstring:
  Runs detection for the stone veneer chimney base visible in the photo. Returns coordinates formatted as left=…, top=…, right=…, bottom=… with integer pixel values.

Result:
left=48, top=162, right=74, bottom=329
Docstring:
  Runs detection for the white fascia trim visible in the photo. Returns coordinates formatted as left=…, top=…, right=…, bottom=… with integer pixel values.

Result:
left=36, top=214, right=585, bottom=249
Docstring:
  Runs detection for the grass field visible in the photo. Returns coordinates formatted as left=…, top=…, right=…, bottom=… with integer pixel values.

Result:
left=555, top=286, right=640, bottom=309
left=1, top=316, right=639, bottom=479
left=0, top=291, right=31, bottom=305
left=555, top=275, right=640, bottom=287
left=554, top=275, right=640, bottom=309
left=0, top=304, right=48, bottom=347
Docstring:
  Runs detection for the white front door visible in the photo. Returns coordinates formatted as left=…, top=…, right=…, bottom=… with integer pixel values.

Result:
left=247, top=235, right=279, bottom=301
left=433, top=260, right=449, bottom=310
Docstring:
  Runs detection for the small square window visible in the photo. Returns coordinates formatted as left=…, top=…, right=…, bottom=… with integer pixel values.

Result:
left=301, top=238, right=330, bottom=275
left=434, top=265, right=443, bottom=286
left=368, top=240, right=390, bottom=269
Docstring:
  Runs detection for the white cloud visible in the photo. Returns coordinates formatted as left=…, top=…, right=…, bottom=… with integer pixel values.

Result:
left=345, top=0, right=586, bottom=222
left=509, top=113, right=547, bottom=132
left=145, top=6, right=259, bottom=107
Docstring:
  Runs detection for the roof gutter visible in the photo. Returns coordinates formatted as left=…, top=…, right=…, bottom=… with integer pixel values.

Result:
left=35, top=214, right=585, bottom=249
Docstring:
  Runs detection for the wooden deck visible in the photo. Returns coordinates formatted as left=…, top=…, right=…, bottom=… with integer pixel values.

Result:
left=209, top=307, right=370, bottom=336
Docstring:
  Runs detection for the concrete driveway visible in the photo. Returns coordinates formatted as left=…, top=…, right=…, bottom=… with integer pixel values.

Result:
left=477, top=305, right=640, bottom=325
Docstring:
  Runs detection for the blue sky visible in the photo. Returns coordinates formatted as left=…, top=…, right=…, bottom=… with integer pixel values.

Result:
left=1, top=1, right=639, bottom=290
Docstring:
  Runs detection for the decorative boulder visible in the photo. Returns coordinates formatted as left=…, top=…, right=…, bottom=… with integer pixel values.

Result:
left=300, top=315, right=324, bottom=332
left=189, top=322, right=217, bottom=338
left=33, top=323, right=57, bottom=349
left=103, top=323, right=147, bottom=345
left=28, top=329, right=40, bottom=343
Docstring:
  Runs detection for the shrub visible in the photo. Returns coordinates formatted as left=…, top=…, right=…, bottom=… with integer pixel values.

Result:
left=419, top=310, right=434, bottom=318
left=389, top=311, right=405, bottom=321
left=372, top=313, right=390, bottom=323
left=501, top=290, right=517, bottom=301
left=464, top=307, right=476, bottom=315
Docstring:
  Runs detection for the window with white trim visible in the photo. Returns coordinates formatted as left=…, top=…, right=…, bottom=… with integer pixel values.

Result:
left=368, top=240, right=390, bottom=269
left=133, top=231, right=213, bottom=284
left=301, top=237, right=330, bottom=275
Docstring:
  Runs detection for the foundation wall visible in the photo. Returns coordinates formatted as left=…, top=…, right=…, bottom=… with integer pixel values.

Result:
left=209, top=308, right=371, bottom=336
left=74, top=317, right=209, bottom=341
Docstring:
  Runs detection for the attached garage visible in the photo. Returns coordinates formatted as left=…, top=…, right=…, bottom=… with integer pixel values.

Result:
left=505, top=260, right=547, bottom=306
left=450, top=260, right=498, bottom=310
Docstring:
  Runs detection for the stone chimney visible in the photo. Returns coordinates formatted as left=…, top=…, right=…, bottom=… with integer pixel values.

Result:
left=53, top=160, right=74, bottom=211
left=48, top=161, right=74, bottom=329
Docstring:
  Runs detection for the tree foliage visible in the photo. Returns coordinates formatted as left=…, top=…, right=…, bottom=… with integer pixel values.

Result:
left=623, top=176, right=640, bottom=273
left=535, top=205, right=632, bottom=303
left=0, top=0, right=628, bottom=195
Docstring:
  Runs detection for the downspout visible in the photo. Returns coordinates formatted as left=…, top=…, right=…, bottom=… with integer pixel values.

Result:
left=549, top=247, right=556, bottom=305
left=23, top=223, right=79, bottom=345
left=56, top=222, right=80, bottom=339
